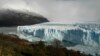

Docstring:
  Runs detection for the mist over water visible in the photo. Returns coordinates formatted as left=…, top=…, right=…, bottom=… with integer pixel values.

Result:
left=0, top=27, right=17, bottom=34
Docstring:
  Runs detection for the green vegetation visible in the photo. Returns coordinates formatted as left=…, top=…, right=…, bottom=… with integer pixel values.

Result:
left=0, top=33, right=92, bottom=56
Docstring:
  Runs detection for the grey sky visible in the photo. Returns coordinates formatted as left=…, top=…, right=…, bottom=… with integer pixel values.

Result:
left=0, top=0, right=100, bottom=22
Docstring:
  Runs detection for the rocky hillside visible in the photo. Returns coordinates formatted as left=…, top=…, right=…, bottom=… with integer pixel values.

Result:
left=0, top=33, right=92, bottom=56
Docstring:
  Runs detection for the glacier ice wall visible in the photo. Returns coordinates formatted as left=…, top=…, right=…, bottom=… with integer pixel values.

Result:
left=17, top=23, right=100, bottom=47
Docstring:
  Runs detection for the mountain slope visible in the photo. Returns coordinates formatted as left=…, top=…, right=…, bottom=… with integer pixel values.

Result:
left=0, top=9, right=49, bottom=27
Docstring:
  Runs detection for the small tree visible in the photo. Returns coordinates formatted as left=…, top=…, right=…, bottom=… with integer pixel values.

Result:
left=33, top=41, right=46, bottom=56
left=52, top=39, right=62, bottom=48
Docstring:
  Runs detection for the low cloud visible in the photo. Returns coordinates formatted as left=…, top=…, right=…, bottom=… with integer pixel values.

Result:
left=0, top=0, right=100, bottom=22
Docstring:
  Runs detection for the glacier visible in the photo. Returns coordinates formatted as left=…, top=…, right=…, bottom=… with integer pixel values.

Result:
left=17, top=22, right=100, bottom=47
left=17, top=22, right=100, bottom=55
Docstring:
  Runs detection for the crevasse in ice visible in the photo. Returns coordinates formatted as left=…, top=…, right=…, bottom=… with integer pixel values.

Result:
left=17, top=22, right=100, bottom=47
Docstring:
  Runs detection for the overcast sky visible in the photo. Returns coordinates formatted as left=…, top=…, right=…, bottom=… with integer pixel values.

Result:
left=0, top=0, right=100, bottom=22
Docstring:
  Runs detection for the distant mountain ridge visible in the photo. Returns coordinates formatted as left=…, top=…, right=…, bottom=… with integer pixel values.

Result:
left=0, top=9, right=49, bottom=27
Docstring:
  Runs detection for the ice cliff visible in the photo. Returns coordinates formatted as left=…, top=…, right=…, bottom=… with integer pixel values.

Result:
left=17, top=22, right=100, bottom=47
